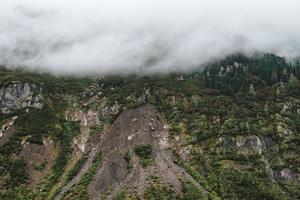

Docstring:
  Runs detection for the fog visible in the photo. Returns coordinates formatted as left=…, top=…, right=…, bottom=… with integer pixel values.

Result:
left=0, top=0, right=300, bottom=75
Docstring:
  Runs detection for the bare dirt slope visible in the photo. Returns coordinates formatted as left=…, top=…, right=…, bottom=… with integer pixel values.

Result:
left=55, top=105, right=207, bottom=200
left=20, top=137, right=60, bottom=187
left=87, top=105, right=207, bottom=199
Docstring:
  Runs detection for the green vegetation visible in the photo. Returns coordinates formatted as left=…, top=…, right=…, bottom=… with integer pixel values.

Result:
left=204, top=54, right=300, bottom=95
left=0, top=53, right=299, bottom=199
left=144, top=177, right=207, bottom=200
left=16, top=104, right=57, bottom=145
left=34, top=160, right=47, bottom=171
left=123, top=151, right=133, bottom=171
left=0, top=105, right=62, bottom=194
left=216, top=169, right=286, bottom=200
left=43, top=120, right=80, bottom=194
left=63, top=154, right=102, bottom=199
left=182, top=182, right=207, bottom=200
left=114, top=190, right=138, bottom=200
left=65, top=156, right=88, bottom=182
left=0, top=184, right=35, bottom=200
left=134, top=144, right=153, bottom=167
left=144, top=183, right=181, bottom=200
left=90, top=124, right=104, bottom=135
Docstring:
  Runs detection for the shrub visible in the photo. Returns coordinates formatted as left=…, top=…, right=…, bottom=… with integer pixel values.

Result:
left=134, top=144, right=153, bottom=167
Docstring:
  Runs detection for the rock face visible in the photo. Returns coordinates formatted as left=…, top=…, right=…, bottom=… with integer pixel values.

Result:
left=0, top=82, right=43, bottom=114
left=218, top=135, right=263, bottom=155
left=271, top=168, right=296, bottom=181
left=0, top=116, right=17, bottom=146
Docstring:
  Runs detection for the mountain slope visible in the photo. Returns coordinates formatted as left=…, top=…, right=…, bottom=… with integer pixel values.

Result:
left=0, top=54, right=299, bottom=199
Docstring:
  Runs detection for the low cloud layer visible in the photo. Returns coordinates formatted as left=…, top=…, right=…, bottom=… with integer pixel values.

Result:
left=1, top=0, right=300, bottom=75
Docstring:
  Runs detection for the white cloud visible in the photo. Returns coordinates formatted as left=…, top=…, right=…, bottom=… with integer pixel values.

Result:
left=0, top=0, right=300, bottom=74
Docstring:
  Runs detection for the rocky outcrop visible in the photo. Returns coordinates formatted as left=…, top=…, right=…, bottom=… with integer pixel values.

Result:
left=0, top=116, right=17, bottom=146
left=101, top=101, right=121, bottom=115
left=271, top=168, right=297, bottom=181
left=218, top=135, right=263, bottom=155
left=276, top=122, right=294, bottom=141
left=0, top=82, right=43, bottom=114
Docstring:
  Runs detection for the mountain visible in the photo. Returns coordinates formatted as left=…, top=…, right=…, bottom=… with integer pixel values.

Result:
left=0, top=54, right=299, bottom=200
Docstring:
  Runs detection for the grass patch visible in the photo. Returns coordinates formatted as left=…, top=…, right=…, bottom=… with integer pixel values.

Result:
left=65, top=156, right=88, bottom=182
left=63, top=154, right=102, bottom=199
left=134, top=144, right=153, bottom=167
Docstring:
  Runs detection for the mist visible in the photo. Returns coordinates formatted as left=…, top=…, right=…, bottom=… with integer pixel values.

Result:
left=0, top=0, right=300, bottom=75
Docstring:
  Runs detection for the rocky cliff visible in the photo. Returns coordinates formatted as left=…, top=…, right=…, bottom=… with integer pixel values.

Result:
left=0, top=81, right=43, bottom=114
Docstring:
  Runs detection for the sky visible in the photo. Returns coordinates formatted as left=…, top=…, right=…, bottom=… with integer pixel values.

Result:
left=0, top=0, right=300, bottom=75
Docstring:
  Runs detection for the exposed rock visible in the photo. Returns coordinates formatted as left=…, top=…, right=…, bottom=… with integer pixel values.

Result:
left=101, top=101, right=121, bottom=116
left=176, top=75, right=184, bottom=81
left=0, top=116, right=17, bottom=138
left=271, top=168, right=297, bottom=181
left=180, top=147, right=191, bottom=161
left=0, top=82, right=43, bottom=114
left=144, top=88, right=151, bottom=96
left=0, top=116, right=17, bottom=146
left=219, top=135, right=263, bottom=155
left=66, top=108, right=99, bottom=154
left=281, top=103, right=289, bottom=113
left=277, top=122, right=294, bottom=141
